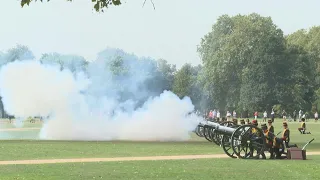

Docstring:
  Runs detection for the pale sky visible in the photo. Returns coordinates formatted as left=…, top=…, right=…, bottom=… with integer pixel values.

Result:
left=1, top=0, right=319, bottom=68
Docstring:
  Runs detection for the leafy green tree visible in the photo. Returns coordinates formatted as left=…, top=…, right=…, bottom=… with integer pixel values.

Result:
left=172, top=63, right=205, bottom=110
left=172, top=64, right=193, bottom=99
left=286, top=27, right=320, bottom=111
left=156, top=59, right=176, bottom=91
left=198, top=13, right=287, bottom=112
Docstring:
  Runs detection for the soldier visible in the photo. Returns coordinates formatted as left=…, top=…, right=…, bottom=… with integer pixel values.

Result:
left=252, top=119, right=258, bottom=126
left=240, top=119, right=245, bottom=125
left=232, top=118, right=238, bottom=125
left=267, top=119, right=274, bottom=134
left=249, top=120, right=259, bottom=157
left=261, top=123, right=276, bottom=159
left=298, top=118, right=311, bottom=134
left=281, top=122, right=290, bottom=147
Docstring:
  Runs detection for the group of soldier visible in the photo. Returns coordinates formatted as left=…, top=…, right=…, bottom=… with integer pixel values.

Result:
left=244, top=118, right=310, bottom=159
left=209, top=117, right=311, bottom=159
left=251, top=119, right=290, bottom=159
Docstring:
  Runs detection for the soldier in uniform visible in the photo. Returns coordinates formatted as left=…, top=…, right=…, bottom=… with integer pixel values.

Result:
left=298, top=118, right=311, bottom=134
left=267, top=119, right=274, bottom=133
left=240, top=119, right=245, bottom=125
left=281, top=122, right=290, bottom=148
left=249, top=120, right=259, bottom=157
left=261, top=123, right=277, bottom=159
left=233, top=119, right=238, bottom=125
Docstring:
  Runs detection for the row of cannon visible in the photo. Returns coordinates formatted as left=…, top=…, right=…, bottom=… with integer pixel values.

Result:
left=194, top=120, right=270, bottom=159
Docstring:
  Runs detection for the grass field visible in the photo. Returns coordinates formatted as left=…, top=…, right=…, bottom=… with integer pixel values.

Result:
left=1, top=157, right=320, bottom=180
left=0, top=118, right=319, bottom=179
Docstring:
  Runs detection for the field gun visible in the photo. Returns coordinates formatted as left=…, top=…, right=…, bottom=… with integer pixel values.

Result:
left=195, top=120, right=266, bottom=159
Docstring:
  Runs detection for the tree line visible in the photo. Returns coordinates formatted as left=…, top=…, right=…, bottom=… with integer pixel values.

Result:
left=1, top=13, right=320, bottom=118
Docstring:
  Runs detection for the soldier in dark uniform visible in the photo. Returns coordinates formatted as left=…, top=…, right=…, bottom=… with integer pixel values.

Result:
left=281, top=122, right=290, bottom=147
left=249, top=120, right=259, bottom=157
left=240, top=119, right=245, bottom=125
left=233, top=119, right=238, bottom=125
left=271, top=122, right=290, bottom=158
left=261, top=123, right=276, bottom=159
left=267, top=119, right=274, bottom=133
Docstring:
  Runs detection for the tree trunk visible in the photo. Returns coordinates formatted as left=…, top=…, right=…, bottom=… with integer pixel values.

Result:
left=0, top=96, right=4, bottom=118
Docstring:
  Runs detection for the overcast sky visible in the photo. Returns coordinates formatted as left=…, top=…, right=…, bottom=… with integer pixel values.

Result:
left=0, top=0, right=319, bottom=68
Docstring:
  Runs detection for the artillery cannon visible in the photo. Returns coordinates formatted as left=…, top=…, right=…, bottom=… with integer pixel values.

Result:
left=195, top=120, right=266, bottom=159
left=194, top=120, right=315, bottom=160
left=196, top=120, right=238, bottom=146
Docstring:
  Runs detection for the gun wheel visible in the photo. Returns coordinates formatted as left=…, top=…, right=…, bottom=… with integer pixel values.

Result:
left=231, top=124, right=266, bottom=159
left=221, top=134, right=237, bottom=158
left=195, top=125, right=204, bottom=137
left=203, top=125, right=213, bottom=142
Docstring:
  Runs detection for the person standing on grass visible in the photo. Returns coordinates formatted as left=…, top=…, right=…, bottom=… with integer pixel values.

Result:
left=299, top=110, right=303, bottom=121
left=208, top=110, right=213, bottom=121
left=254, top=111, right=258, bottom=120
left=315, top=112, right=318, bottom=122
left=282, top=110, right=287, bottom=121
left=213, top=109, right=217, bottom=120
left=271, top=109, right=275, bottom=122
left=226, top=111, right=231, bottom=121
left=263, top=111, right=267, bottom=122
left=217, top=110, right=220, bottom=121
left=293, top=110, right=297, bottom=122
left=233, top=110, right=237, bottom=119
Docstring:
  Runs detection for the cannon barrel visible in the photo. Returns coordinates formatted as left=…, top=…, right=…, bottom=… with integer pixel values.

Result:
left=204, top=121, right=236, bottom=135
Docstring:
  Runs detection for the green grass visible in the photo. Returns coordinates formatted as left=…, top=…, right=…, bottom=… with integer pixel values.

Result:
left=0, top=118, right=319, bottom=180
left=1, top=156, right=320, bottom=180
left=0, top=140, right=219, bottom=160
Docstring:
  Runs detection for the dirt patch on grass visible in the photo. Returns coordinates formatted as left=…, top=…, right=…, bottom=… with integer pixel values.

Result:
left=1, top=152, right=320, bottom=165
left=0, top=154, right=228, bottom=165
left=0, top=128, right=40, bottom=132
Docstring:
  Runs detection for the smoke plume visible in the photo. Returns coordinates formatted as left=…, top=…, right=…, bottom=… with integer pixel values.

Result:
left=0, top=50, right=201, bottom=141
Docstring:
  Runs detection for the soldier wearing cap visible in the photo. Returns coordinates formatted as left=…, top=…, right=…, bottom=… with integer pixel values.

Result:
left=298, top=118, right=311, bottom=134
left=267, top=119, right=274, bottom=134
left=252, top=119, right=258, bottom=125
left=281, top=122, right=290, bottom=147
left=249, top=120, right=259, bottom=157
left=240, top=119, right=245, bottom=125
left=233, top=119, right=238, bottom=125
left=261, top=123, right=277, bottom=159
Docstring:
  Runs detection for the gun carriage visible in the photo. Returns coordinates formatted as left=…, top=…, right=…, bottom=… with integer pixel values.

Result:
left=194, top=120, right=315, bottom=160
left=195, top=120, right=265, bottom=159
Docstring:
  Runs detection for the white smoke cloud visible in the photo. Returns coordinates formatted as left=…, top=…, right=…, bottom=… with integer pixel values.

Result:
left=0, top=59, right=201, bottom=141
